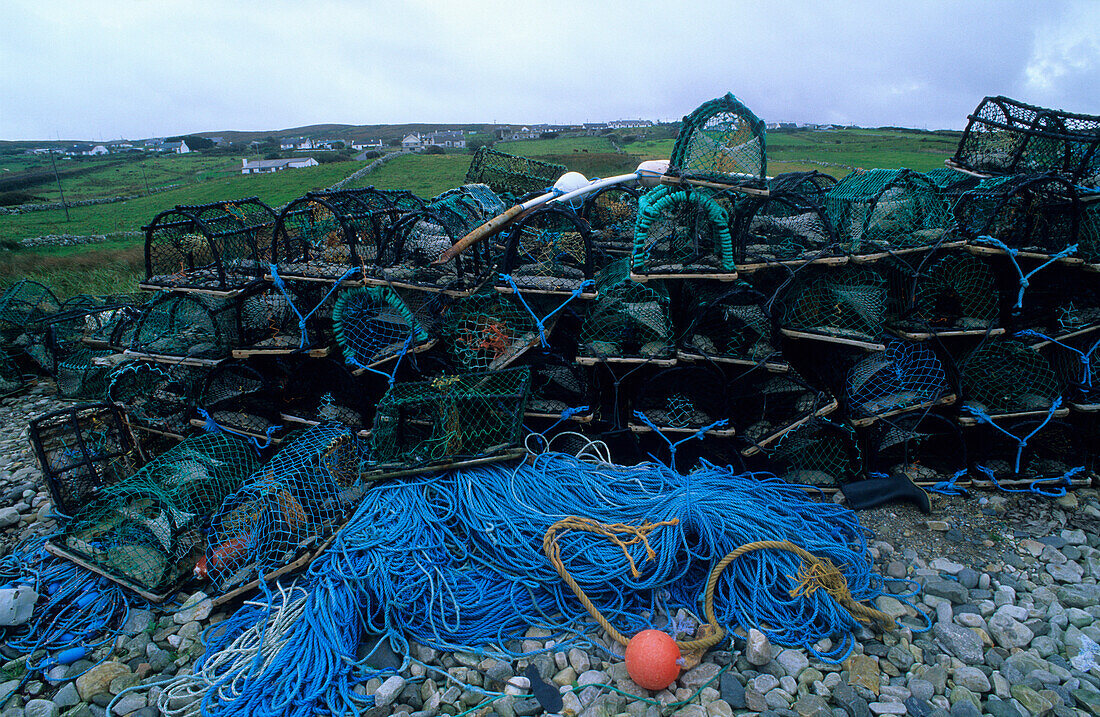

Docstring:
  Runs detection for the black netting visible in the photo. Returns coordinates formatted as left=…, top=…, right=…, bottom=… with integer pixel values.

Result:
left=862, top=413, right=966, bottom=485
left=582, top=185, right=642, bottom=258
left=279, top=357, right=383, bottom=433
left=678, top=281, right=780, bottom=367
left=235, top=281, right=336, bottom=354
left=1008, top=265, right=1100, bottom=338
left=969, top=415, right=1087, bottom=485
left=630, top=365, right=730, bottom=434
left=129, top=292, right=239, bottom=360
left=107, top=361, right=205, bottom=437
left=0, top=280, right=60, bottom=348
left=522, top=350, right=594, bottom=420
left=465, top=146, right=566, bottom=197
left=736, top=188, right=840, bottom=269
left=442, top=291, right=539, bottom=371
left=729, top=368, right=836, bottom=451
left=844, top=341, right=952, bottom=423
left=960, top=338, right=1062, bottom=417
left=767, top=171, right=838, bottom=204
left=56, top=348, right=114, bottom=399
left=883, top=249, right=1000, bottom=337
left=0, top=349, right=24, bottom=397
left=197, top=362, right=283, bottom=440
left=500, top=205, right=597, bottom=295
left=749, top=417, right=862, bottom=487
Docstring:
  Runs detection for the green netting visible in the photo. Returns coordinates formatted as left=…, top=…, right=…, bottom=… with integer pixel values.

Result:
left=369, top=366, right=530, bottom=467
left=1011, top=266, right=1100, bottom=338
left=952, top=96, right=1100, bottom=186
left=678, top=282, right=778, bottom=365
left=144, top=198, right=275, bottom=292
left=728, top=369, right=832, bottom=448
left=501, top=205, right=596, bottom=293
left=58, top=433, right=258, bottom=593
left=632, top=185, right=736, bottom=275
left=960, top=338, right=1062, bottom=416
left=56, top=348, right=114, bottom=399
left=668, top=92, right=766, bottom=187
left=582, top=185, right=642, bottom=257
left=777, top=265, right=886, bottom=345
left=442, top=291, right=538, bottom=371
left=129, top=292, right=239, bottom=359
left=0, top=280, right=60, bottom=347
left=236, top=281, right=336, bottom=353
left=1044, top=335, right=1100, bottom=406
left=29, top=403, right=143, bottom=517
left=954, top=173, right=1085, bottom=257
left=631, top=365, right=728, bottom=431
left=824, top=169, right=952, bottom=254
left=0, top=349, right=24, bottom=397
left=579, top=260, right=673, bottom=361
left=883, top=250, right=999, bottom=335
left=375, top=202, right=492, bottom=292
left=1081, top=201, right=1100, bottom=265
left=332, top=286, right=436, bottom=370
left=756, top=417, right=862, bottom=487
left=738, top=189, right=839, bottom=266
left=767, top=171, right=837, bottom=204
left=845, top=340, right=951, bottom=421
left=107, top=361, right=205, bottom=436
left=465, top=146, right=566, bottom=197
left=204, top=423, right=363, bottom=590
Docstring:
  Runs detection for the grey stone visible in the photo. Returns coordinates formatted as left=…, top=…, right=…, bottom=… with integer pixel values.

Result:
left=111, top=692, right=146, bottom=715
left=956, top=569, right=980, bottom=590
left=1056, top=584, right=1100, bottom=609
left=989, top=613, right=1034, bottom=649
left=831, top=684, right=870, bottom=717
left=776, top=649, right=809, bottom=677
left=952, top=666, right=990, bottom=693
left=720, top=672, right=745, bottom=709
left=924, top=579, right=968, bottom=604
left=903, top=697, right=933, bottom=717
left=909, top=678, right=934, bottom=702
left=53, top=682, right=79, bottom=709
left=932, top=623, right=983, bottom=664
left=984, top=696, right=1026, bottom=717
left=23, top=700, right=60, bottom=717
left=948, top=700, right=980, bottom=717
left=0, top=507, right=20, bottom=528
left=747, top=628, right=773, bottom=666
left=375, top=675, right=405, bottom=708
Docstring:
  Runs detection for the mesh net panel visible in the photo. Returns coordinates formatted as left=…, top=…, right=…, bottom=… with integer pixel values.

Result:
left=777, top=265, right=886, bottom=344
left=824, top=169, right=952, bottom=254
left=29, top=404, right=143, bottom=517
left=863, top=413, right=966, bottom=484
left=56, top=348, right=114, bottom=399
left=0, top=280, right=60, bottom=346
left=579, top=261, right=674, bottom=361
left=767, top=171, right=838, bottom=204
left=632, top=365, right=728, bottom=431
left=523, top=350, right=593, bottom=418
left=845, top=341, right=951, bottom=420
left=464, top=146, right=566, bottom=197
left=198, top=362, right=282, bottom=438
left=107, top=361, right=205, bottom=436
left=952, top=95, right=1100, bottom=186
left=884, top=250, right=999, bottom=335
left=667, top=93, right=766, bottom=187
left=59, top=433, right=258, bottom=593
left=332, top=286, right=437, bottom=369
left=632, top=185, right=736, bottom=274
left=728, top=369, right=833, bottom=448
left=755, top=417, right=862, bottom=487
left=679, top=282, right=778, bottom=364
left=955, top=173, right=1086, bottom=257
left=129, top=293, right=239, bottom=359
left=204, top=423, right=363, bottom=590
left=0, top=349, right=24, bottom=397
left=971, top=416, right=1086, bottom=482
left=1010, top=265, right=1100, bottom=337
left=738, top=189, right=838, bottom=266
left=369, top=367, right=530, bottom=467
left=960, top=338, right=1062, bottom=415
left=279, top=357, right=382, bottom=432
left=443, top=291, right=539, bottom=371
left=502, top=205, right=596, bottom=293
left=1045, top=335, right=1100, bottom=406
left=375, top=204, right=490, bottom=291
left=582, top=186, right=642, bottom=258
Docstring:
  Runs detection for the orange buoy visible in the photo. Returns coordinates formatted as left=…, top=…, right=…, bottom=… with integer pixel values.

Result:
left=625, top=629, right=682, bottom=690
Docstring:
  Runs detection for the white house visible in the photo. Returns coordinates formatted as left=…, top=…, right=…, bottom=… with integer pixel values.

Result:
left=351, top=140, right=383, bottom=151
left=424, top=130, right=466, bottom=149
left=85, top=145, right=109, bottom=156
left=241, top=157, right=319, bottom=174
left=607, top=119, right=653, bottom=129
left=161, top=140, right=190, bottom=154
left=401, top=133, right=423, bottom=149
left=280, top=137, right=314, bottom=150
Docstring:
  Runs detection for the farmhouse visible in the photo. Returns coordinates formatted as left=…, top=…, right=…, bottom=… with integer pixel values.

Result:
left=241, top=157, right=319, bottom=174
left=351, top=140, right=383, bottom=151
left=161, top=140, right=191, bottom=154
left=280, top=137, right=314, bottom=150
left=401, top=133, right=423, bottom=149
left=424, top=130, right=466, bottom=148
left=607, top=119, right=653, bottom=129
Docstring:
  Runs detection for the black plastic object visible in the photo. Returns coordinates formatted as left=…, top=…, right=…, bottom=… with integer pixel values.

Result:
left=840, top=473, right=930, bottom=514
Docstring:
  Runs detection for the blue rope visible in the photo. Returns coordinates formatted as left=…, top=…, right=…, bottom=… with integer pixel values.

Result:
left=498, top=273, right=595, bottom=347
left=631, top=410, right=729, bottom=469
left=973, top=465, right=1082, bottom=498
left=972, top=236, right=1079, bottom=309
left=927, top=469, right=970, bottom=497
left=269, top=264, right=359, bottom=349
left=197, top=407, right=281, bottom=453
left=352, top=331, right=414, bottom=387
left=961, top=397, right=1063, bottom=474
left=1016, top=330, right=1099, bottom=389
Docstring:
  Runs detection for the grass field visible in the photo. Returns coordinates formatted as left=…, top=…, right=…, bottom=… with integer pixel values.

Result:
left=0, top=237, right=144, bottom=297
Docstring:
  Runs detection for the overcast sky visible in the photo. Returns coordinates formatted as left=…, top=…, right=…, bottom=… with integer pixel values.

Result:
left=2, top=1, right=1098, bottom=141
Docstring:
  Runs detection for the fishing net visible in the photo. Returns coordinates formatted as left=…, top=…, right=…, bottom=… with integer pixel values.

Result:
left=368, top=366, right=530, bottom=470
left=0, top=280, right=59, bottom=347
left=522, top=349, right=594, bottom=420
left=729, top=368, right=836, bottom=451
left=107, top=361, right=205, bottom=437
left=442, top=290, right=540, bottom=371
left=969, top=413, right=1087, bottom=486
left=332, top=286, right=439, bottom=371
left=279, top=357, right=383, bottom=433
left=667, top=92, right=767, bottom=189
left=630, top=365, right=730, bottom=434
left=951, top=95, right=1100, bottom=186
left=56, top=348, right=115, bottom=399
left=883, top=249, right=1000, bottom=337
left=57, top=432, right=258, bottom=594
left=678, top=281, right=779, bottom=366
left=0, top=349, right=24, bottom=397
left=767, top=171, right=838, bottom=204
left=582, top=185, right=642, bottom=258
left=235, top=280, right=337, bottom=354
left=500, top=205, right=598, bottom=294
left=631, top=184, right=736, bottom=276
left=737, top=188, right=840, bottom=268
left=776, top=264, right=886, bottom=347
left=129, top=292, right=239, bottom=360
left=203, top=423, right=364, bottom=591
left=1038, top=334, right=1100, bottom=408
left=824, top=169, right=952, bottom=255
left=374, top=200, right=494, bottom=292
left=1009, top=265, right=1100, bottom=338
left=29, top=403, right=143, bottom=517
left=464, top=146, right=566, bottom=198
left=143, top=198, right=275, bottom=292
left=959, top=338, right=1062, bottom=417
left=923, top=168, right=980, bottom=208
left=749, top=417, right=862, bottom=488
left=197, top=361, right=283, bottom=442
left=578, top=260, right=674, bottom=362
left=862, top=413, right=966, bottom=486
left=844, top=341, right=953, bottom=423
left=954, top=173, right=1087, bottom=257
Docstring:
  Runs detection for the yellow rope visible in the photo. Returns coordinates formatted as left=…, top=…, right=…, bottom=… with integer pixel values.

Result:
left=543, top=517, right=894, bottom=654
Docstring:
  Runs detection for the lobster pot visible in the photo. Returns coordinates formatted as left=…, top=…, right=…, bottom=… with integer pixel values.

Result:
left=954, top=174, right=1087, bottom=257
left=501, top=206, right=598, bottom=295
left=143, top=198, right=275, bottom=292
left=824, top=169, right=952, bottom=256
left=579, top=261, right=674, bottom=363
left=369, top=367, right=530, bottom=468
left=583, top=185, right=642, bottom=258
left=968, top=415, right=1087, bottom=485
left=883, top=249, right=1000, bottom=338
left=959, top=338, right=1063, bottom=418
left=861, top=413, right=966, bottom=485
left=204, top=423, right=363, bottom=590
left=465, top=146, right=566, bottom=199
left=1008, top=264, right=1100, bottom=338
left=57, top=432, right=258, bottom=595
left=129, top=292, right=239, bottom=360
left=951, top=95, right=1100, bottom=186
left=0, top=350, right=24, bottom=397
left=1044, top=335, right=1100, bottom=409
left=107, top=361, right=206, bottom=436
left=522, top=350, right=594, bottom=421
left=0, top=280, right=60, bottom=348
left=923, top=168, right=980, bottom=209
left=737, top=189, right=840, bottom=269
left=845, top=341, right=953, bottom=424
left=273, top=188, right=413, bottom=281
left=678, top=282, right=779, bottom=367
left=443, top=291, right=540, bottom=371
left=333, top=286, right=440, bottom=370
left=767, top=171, right=838, bottom=205
left=280, top=357, right=383, bottom=432
left=29, top=404, right=142, bottom=517
left=747, top=417, right=862, bottom=488
left=730, top=369, right=836, bottom=452
left=375, top=207, right=489, bottom=293
left=56, top=348, right=114, bottom=399
left=631, top=185, right=737, bottom=277
left=198, top=362, right=282, bottom=439
left=629, top=365, right=730, bottom=434
left=235, top=281, right=335, bottom=354
left=667, top=92, right=766, bottom=189
left=776, top=264, right=887, bottom=348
